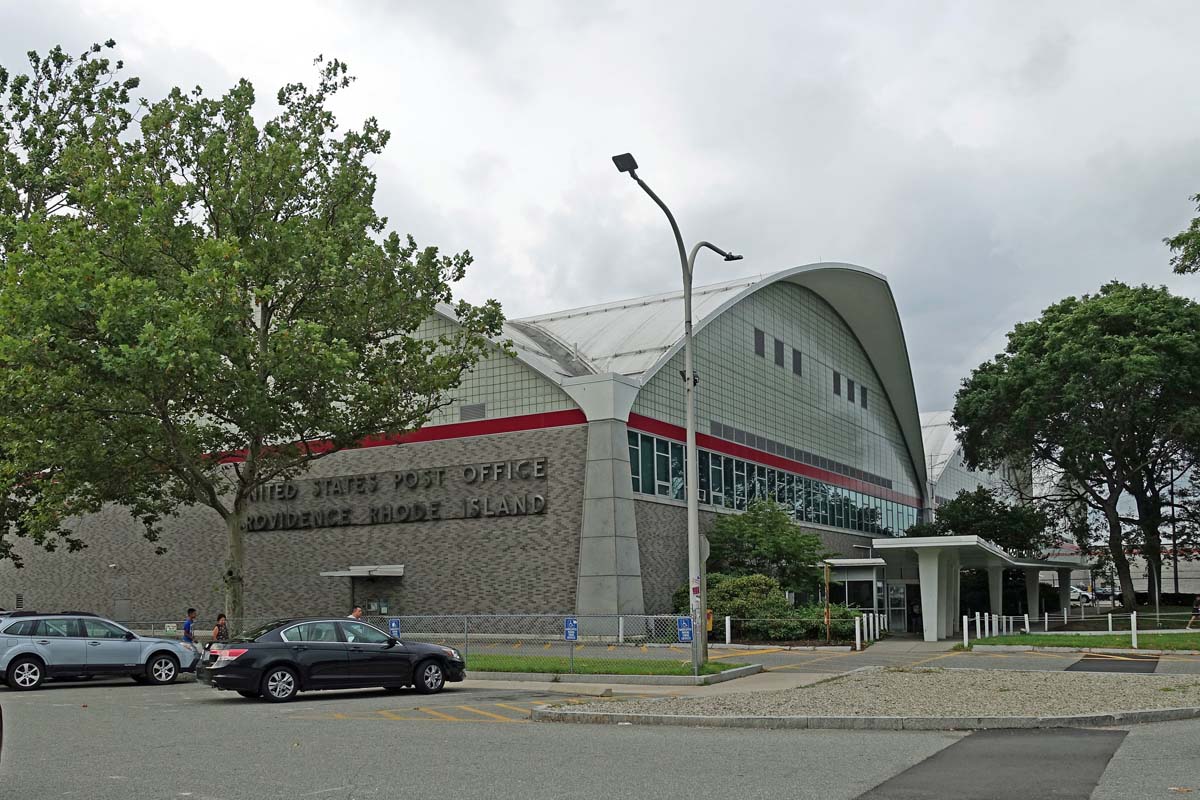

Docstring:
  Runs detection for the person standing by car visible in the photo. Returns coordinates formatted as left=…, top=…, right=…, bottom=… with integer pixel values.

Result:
left=1187, top=596, right=1200, bottom=631
left=347, top=606, right=363, bottom=621
left=211, top=613, right=229, bottom=644
left=182, top=608, right=198, bottom=646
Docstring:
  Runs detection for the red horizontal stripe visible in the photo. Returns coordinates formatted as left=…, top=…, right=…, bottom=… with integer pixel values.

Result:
left=627, top=412, right=922, bottom=507
left=216, top=409, right=587, bottom=464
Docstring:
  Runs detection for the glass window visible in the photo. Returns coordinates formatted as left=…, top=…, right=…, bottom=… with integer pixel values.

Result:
left=734, top=460, right=747, bottom=510
left=848, top=379, right=856, bottom=403
left=861, top=387, right=868, bottom=409
left=774, top=338, right=784, bottom=366
left=723, top=457, right=735, bottom=509
left=655, top=438, right=670, bottom=496
left=792, top=348, right=802, bottom=376
left=38, top=618, right=78, bottom=637
left=833, top=371, right=841, bottom=396
left=82, top=619, right=128, bottom=639
left=754, top=328, right=765, bottom=356
left=3, top=620, right=36, bottom=636
left=698, top=451, right=710, bottom=504
left=755, top=465, right=768, bottom=502
left=640, top=434, right=654, bottom=497
left=628, top=432, right=640, bottom=493
left=282, top=621, right=341, bottom=643
left=340, top=622, right=391, bottom=644
left=669, top=442, right=685, bottom=500
left=709, top=453, right=724, bottom=506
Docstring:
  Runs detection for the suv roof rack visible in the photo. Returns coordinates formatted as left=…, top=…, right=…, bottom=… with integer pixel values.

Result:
left=58, top=611, right=99, bottom=616
left=4, top=610, right=43, bottom=617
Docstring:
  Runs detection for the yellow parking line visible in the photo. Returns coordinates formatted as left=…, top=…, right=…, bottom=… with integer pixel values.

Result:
left=455, top=705, right=520, bottom=722
left=494, top=703, right=534, bottom=716
left=377, top=710, right=417, bottom=721
left=416, top=706, right=463, bottom=721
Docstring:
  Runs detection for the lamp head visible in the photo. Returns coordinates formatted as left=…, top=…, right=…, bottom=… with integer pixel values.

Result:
left=724, top=252, right=744, bottom=262
left=611, top=152, right=638, bottom=175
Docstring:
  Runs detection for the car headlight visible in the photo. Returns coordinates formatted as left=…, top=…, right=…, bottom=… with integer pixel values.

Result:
left=440, top=647, right=462, bottom=660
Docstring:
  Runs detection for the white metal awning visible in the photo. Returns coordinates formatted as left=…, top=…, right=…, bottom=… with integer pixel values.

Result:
left=824, top=558, right=888, bottom=568
left=319, top=564, right=405, bottom=578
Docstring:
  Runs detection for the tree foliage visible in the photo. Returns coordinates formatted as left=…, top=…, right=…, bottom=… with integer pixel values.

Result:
left=906, top=487, right=1052, bottom=556
left=706, top=500, right=830, bottom=593
left=953, top=282, right=1200, bottom=608
left=1167, top=193, right=1200, bottom=274
left=0, top=48, right=504, bottom=626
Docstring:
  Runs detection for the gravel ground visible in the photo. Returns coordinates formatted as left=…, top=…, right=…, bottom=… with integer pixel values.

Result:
left=570, top=668, right=1200, bottom=718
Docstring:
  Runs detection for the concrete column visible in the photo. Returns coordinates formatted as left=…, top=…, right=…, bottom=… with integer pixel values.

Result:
left=1024, top=568, right=1041, bottom=616
left=1057, top=569, right=1072, bottom=616
left=988, top=566, right=1004, bottom=617
left=916, top=549, right=943, bottom=642
left=575, top=419, right=645, bottom=615
left=949, top=553, right=961, bottom=634
left=939, top=552, right=955, bottom=638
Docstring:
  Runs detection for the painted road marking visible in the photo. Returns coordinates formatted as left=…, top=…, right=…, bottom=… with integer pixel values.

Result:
left=455, top=705, right=519, bottom=722
left=415, top=706, right=463, bottom=721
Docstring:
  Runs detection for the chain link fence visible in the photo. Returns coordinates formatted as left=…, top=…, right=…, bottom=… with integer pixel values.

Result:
left=122, top=613, right=714, bottom=674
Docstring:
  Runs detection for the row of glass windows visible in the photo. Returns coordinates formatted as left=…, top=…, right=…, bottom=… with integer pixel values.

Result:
left=628, top=431, right=920, bottom=536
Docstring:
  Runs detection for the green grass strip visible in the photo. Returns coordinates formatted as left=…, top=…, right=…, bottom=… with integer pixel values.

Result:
left=978, top=632, right=1200, bottom=651
left=466, top=654, right=740, bottom=675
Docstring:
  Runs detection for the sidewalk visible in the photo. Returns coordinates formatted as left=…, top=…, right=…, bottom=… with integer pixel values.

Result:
left=862, top=637, right=959, bottom=654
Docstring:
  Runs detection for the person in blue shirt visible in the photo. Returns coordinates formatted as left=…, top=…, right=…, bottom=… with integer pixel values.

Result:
left=182, top=608, right=198, bottom=644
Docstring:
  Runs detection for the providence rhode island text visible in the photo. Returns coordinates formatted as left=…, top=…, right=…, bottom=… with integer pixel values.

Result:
left=241, top=458, right=549, bottom=532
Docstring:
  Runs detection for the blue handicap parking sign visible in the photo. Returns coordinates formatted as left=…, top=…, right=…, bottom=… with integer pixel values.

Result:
left=564, top=617, right=579, bottom=641
left=677, top=616, right=693, bottom=643
left=387, top=618, right=401, bottom=637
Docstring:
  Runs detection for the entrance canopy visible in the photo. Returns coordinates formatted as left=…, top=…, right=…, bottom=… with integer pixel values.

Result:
left=870, top=536, right=1084, bottom=642
left=319, top=564, right=406, bottom=578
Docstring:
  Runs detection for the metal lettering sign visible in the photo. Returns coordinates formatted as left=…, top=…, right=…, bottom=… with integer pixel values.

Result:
left=677, top=616, right=693, bottom=643
left=387, top=618, right=401, bottom=638
left=564, top=617, right=579, bottom=641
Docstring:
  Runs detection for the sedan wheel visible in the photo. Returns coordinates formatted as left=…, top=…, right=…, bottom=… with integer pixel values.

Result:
left=263, top=667, right=299, bottom=702
left=415, top=660, right=445, bottom=694
left=147, top=654, right=179, bottom=685
left=9, top=658, right=44, bottom=691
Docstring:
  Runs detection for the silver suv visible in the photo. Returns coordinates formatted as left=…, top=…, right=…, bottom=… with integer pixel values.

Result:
left=0, top=613, right=200, bottom=691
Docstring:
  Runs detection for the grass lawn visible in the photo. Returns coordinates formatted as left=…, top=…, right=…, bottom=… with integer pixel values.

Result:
left=977, top=632, right=1200, bottom=651
left=466, top=654, right=741, bottom=676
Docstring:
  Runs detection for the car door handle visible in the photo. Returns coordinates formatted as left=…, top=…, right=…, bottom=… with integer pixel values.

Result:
left=87, top=641, right=102, bottom=646
left=348, top=646, right=363, bottom=651
left=36, top=640, right=50, bottom=645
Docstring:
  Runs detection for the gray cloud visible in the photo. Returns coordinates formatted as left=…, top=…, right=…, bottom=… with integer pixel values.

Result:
left=2, top=0, right=1198, bottom=412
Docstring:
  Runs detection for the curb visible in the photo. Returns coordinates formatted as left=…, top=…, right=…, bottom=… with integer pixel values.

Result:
left=530, top=704, right=1200, bottom=731
left=465, top=664, right=763, bottom=686
left=972, top=645, right=1200, bottom=656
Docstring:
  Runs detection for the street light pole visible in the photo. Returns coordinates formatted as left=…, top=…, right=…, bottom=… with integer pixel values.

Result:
left=612, top=153, right=741, bottom=674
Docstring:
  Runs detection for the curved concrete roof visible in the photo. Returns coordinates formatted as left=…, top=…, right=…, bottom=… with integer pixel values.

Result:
left=503, top=263, right=929, bottom=498
left=920, top=411, right=959, bottom=484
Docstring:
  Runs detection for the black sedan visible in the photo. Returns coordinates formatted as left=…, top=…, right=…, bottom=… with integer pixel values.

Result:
left=198, top=618, right=465, bottom=702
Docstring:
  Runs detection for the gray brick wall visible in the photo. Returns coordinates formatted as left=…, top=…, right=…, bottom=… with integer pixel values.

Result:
left=0, top=425, right=588, bottom=620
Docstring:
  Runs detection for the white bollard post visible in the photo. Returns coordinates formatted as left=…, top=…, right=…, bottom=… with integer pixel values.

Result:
left=1107, top=613, right=1112, bottom=633
left=975, top=611, right=982, bottom=639
left=877, top=613, right=884, bottom=637
left=1045, top=612, right=1049, bottom=632
left=1063, top=608, right=1069, bottom=627
left=963, top=616, right=969, bottom=648
left=618, top=616, right=625, bottom=644
left=725, top=615, right=732, bottom=646
left=855, top=616, right=862, bottom=651
left=1131, top=611, right=1138, bottom=649
left=1024, top=613, right=1030, bottom=633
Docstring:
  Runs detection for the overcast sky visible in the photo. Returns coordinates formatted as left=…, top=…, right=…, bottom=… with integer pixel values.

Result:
left=3, top=0, right=1198, bottom=410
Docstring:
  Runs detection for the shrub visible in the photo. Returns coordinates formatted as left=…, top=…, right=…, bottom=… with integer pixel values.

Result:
left=673, top=572, right=860, bottom=642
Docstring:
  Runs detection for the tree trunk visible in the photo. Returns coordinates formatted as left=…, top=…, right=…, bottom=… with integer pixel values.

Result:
left=1104, top=506, right=1136, bottom=609
left=224, top=510, right=246, bottom=634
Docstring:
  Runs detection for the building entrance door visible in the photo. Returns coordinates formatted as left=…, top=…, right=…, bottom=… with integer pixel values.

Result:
left=887, top=583, right=907, bottom=632
left=351, top=576, right=403, bottom=616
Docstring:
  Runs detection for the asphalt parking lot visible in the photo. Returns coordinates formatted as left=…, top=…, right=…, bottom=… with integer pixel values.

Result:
left=4, top=648, right=1200, bottom=800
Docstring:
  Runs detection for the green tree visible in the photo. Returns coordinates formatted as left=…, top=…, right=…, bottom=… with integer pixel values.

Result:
left=0, top=53, right=503, bottom=628
left=1167, top=193, right=1200, bottom=274
left=954, top=282, right=1200, bottom=609
left=907, top=487, right=1052, bottom=557
left=706, top=500, right=829, bottom=593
